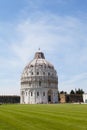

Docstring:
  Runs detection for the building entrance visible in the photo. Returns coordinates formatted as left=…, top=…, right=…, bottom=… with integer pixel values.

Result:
left=48, top=89, right=53, bottom=103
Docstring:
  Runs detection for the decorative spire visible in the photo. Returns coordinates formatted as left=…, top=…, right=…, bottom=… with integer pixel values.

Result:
left=34, top=50, right=45, bottom=59
left=38, top=48, right=40, bottom=51
left=38, top=48, right=41, bottom=52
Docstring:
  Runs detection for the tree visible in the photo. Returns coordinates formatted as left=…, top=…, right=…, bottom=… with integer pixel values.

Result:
left=70, top=90, right=75, bottom=94
left=60, top=91, right=67, bottom=94
left=76, top=88, right=84, bottom=94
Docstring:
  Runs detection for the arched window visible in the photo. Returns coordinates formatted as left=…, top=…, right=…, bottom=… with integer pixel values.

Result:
left=43, top=92, right=45, bottom=96
left=31, top=92, right=33, bottom=96
left=37, top=92, right=39, bottom=96
left=48, top=72, right=50, bottom=76
left=43, top=72, right=45, bottom=75
left=39, top=81, right=41, bottom=86
left=29, top=82, right=31, bottom=86
left=37, top=72, right=39, bottom=75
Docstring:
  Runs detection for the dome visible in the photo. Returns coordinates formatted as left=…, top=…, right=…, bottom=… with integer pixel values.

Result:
left=21, top=51, right=57, bottom=82
left=20, top=50, right=58, bottom=104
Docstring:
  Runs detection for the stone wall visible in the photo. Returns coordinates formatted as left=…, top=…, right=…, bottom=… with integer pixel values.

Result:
left=59, top=94, right=83, bottom=103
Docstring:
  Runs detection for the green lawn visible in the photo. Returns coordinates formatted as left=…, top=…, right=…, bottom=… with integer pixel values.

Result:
left=0, top=104, right=87, bottom=130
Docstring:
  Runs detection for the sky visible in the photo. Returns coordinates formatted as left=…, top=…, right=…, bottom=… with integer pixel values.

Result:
left=0, top=0, right=87, bottom=95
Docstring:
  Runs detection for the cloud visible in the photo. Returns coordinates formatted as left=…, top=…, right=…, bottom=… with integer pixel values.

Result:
left=59, top=72, right=87, bottom=92
left=11, top=14, right=87, bottom=65
left=0, top=78, right=20, bottom=95
left=0, top=9, right=87, bottom=94
left=10, top=13, right=87, bottom=74
left=26, top=0, right=72, bottom=9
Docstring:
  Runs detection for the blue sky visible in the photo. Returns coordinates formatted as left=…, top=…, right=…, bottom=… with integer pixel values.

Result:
left=0, top=0, right=87, bottom=95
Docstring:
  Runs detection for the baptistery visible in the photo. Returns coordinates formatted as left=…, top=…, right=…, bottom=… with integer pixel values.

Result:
left=20, top=50, right=58, bottom=104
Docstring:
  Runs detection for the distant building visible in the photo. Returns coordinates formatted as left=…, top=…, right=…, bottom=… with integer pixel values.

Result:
left=59, top=94, right=83, bottom=103
left=83, top=93, right=87, bottom=103
left=20, top=50, right=58, bottom=104
left=0, top=96, right=20, bottom=104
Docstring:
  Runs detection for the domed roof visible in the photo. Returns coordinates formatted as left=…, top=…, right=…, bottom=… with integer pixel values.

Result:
left=28, top=51, right=54, bottom=68
left=21, top=50, right=57, bottom=80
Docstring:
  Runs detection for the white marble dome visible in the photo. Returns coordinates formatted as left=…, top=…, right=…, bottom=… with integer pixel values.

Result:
left=20, top=50, right=58, bottom=104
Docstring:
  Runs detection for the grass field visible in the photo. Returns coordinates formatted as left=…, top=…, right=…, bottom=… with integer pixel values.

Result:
left=0, top=104, right=87, bottom=130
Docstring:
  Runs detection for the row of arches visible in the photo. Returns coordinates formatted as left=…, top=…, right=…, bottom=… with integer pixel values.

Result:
left=21, top=89, right=54, bottom=104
